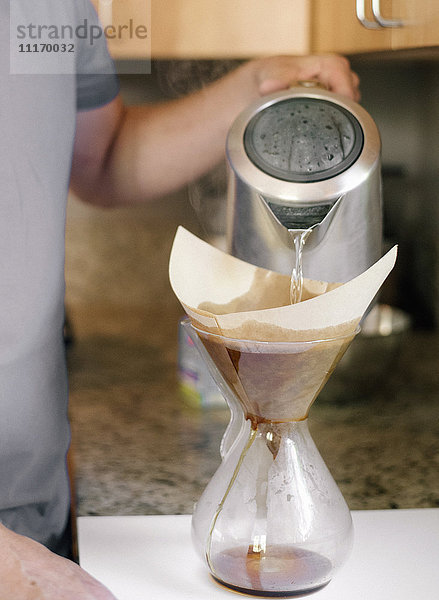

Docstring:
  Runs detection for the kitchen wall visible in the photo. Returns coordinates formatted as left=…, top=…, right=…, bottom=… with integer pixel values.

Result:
left=350, top=58, right=439, bottom=327
left=65, top=58, right=439, bottom=328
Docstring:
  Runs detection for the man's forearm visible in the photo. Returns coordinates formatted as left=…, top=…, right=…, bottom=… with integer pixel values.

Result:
left=105, top=62, right=258, bottom=204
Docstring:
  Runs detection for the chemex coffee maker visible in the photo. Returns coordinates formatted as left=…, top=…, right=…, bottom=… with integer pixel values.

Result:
left=226, top=84, right=382, bottom=282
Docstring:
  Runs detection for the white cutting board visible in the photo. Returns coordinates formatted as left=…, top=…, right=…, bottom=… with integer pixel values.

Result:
left=78, top=509, right=439, bottom=600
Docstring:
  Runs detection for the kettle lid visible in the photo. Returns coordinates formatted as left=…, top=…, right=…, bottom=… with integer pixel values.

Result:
left=244, top=97, right=364, bottom=183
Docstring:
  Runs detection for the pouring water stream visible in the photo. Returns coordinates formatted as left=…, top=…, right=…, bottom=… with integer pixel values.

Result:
left=288, top=228, right=312, bottom=304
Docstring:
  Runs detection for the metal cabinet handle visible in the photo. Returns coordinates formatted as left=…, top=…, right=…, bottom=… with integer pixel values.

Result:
left=372, top=0, right=404, bottom=28
left=356, top=0, right=382, bottom=29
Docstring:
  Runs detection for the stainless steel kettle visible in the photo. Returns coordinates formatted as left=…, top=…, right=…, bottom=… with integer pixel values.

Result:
left=226, top=85, right=382, bottom=283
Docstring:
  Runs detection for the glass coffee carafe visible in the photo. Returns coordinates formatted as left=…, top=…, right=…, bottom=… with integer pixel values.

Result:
left=185, top=319, right=358, bottom=596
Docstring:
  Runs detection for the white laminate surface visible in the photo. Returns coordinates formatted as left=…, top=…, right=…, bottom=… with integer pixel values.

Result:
left=78, top=510, right=439, bottom=600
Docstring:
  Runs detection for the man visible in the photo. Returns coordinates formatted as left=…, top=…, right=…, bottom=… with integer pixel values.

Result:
left=0, top=1, right=359, bottom=597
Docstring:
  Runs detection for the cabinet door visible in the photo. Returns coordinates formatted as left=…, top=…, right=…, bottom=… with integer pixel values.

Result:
left=312, top=0, right=393, bottom=54
left=391, top=0, right=439, bottom=49
left=151, top=0, right=311, bottom=59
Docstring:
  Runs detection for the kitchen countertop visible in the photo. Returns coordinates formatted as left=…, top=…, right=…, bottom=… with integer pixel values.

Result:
left=67, top=301, right=439, bottom=517
left=64, top=188, right=439, bottom=519
left=77, top=511, right=439, bottom=600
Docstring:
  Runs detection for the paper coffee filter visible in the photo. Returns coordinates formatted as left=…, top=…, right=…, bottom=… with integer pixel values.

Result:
left=169, top=227, right=397, bottom=420
left=169, top=226, right=397, bottom=343
left=170, top=226, right=291, bottom=314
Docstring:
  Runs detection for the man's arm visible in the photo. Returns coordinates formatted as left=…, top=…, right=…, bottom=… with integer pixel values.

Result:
left=70, top=55, right=360, bottom=207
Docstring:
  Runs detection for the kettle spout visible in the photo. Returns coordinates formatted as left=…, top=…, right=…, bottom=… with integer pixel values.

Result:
left=258, top=194, right=344, bottom=251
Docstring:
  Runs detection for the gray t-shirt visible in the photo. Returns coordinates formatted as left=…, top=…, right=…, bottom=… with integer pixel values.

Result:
left=1, top=0, right=119, bottom=553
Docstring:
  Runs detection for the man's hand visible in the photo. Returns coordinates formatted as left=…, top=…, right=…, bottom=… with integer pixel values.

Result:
left=71, top=54, right=360, bottom=207
left=0, top=524, right=117, bottom=599
left=250, top=54, right=360, bottom=101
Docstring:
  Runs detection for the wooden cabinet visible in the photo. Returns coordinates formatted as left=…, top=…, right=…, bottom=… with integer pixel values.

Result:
left=91, top=0, right=311, bottom=60
left=391, top=0, right=439, bottom=49
left=151, top=0, right=311, bottom=58
left=313, top=1, right=439, bottom=55
left=90, top=0, right=439, bottom=60
left=312, top=0, right=393, bottom=54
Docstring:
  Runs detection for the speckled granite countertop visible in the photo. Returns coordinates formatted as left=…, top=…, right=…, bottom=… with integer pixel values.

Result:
left=67, top=302, right=439, bottom=517
left=64, top=189, right=439, bottom=518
